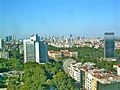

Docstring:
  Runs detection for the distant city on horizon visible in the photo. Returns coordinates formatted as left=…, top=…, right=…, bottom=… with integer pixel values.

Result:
left=1, top=33, right=120, bottom=40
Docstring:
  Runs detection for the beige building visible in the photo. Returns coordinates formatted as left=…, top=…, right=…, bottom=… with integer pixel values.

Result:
left=0, top=51, right=9, bottom=59
left=48, top=50, right=78, bottom=59
left=113, top=64, right=120, bottom=76
left=63, top=60, right=120, bottom=90
left=69, top=51, right=78, bottom=58
left=48, top=50, right=62, bottom=59
left=115, top=41, right=120, bottom=49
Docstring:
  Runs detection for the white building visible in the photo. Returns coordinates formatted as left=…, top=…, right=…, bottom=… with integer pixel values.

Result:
left=86, top=73, right=93, bottom=90
left=69, top=51, right=78, bottom=58
left=0, top=38, right=4, bottom=49
left=64, top=61, right=120, bottom=90
left=69, top=62, right=82, bottom=82
left=113, top=64, right=120, bottom=76
left=0, top=51, right=9, bottom=59
left=19, top=45, right=24, bottom=54
left=23, top=34, right=48, bottom=64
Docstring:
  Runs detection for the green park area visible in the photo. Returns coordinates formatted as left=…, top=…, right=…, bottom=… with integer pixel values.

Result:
left=0, top=46, right=120, bottom=90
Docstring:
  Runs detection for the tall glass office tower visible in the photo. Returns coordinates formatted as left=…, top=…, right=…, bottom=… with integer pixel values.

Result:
left=104, top=32, right=115, bottom=58
left=40, top=41, right=48, bottom=63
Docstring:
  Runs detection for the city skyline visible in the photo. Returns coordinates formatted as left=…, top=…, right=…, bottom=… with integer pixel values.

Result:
left=0, top=0, right=120, bottom=38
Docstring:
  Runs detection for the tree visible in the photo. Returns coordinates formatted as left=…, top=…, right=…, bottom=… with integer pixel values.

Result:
left=51, top=72, right=79, bottom=90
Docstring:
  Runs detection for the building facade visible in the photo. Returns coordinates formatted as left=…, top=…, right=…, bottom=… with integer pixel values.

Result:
left=63, top=60, right=120, bottom=90
left=0, top=51, right=9, bottom=59
left=48, top=50, right=78, bottom=59
left=0, top=38, right=4, bottom=49
left=113, top=64, right=120, bottom=76
left=104, top=32, right=115, bottom=58
left=39, top=41, right=49, bottom=63
left=23, top=34, right=48, bottom=64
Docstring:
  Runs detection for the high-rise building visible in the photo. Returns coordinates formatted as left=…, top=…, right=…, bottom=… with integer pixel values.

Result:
left=5, top=36, right=9, bottom=42
left=24, top=39, right=35, bottom=63
left=0, top=38, right=4, bottom=49
left=9, top=35, right=12, bottom=41
left=39, top=41, right=48, bottom=63
left=5, top=35, right=16, bottom=42
left=12, top=34, right=16, bottom=41
left=23, top=34, right=48, bottom=64
left=104, top=32, right=115, bottom=58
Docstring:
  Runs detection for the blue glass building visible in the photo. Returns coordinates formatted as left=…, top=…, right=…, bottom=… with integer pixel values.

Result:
left=104, top=32, right=115, bottom=58
left=40, top=41, right=48, bottom=63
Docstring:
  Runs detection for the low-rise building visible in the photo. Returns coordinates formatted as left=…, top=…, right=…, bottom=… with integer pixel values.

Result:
left=48, top=50, right=62, bottom=59
left=69, top=51, right=78, bottom=58
left=115, top=41, right=120, bottom=49
left=63, top=60, right=120, bottom=90
left=0, top=51, right=9, bottom=59
left=48, top=50, right=78, bottom=59
left=19, top=45, right=24, bottom=54
left=91, top=69, right=120, bottom=90
left=69, top=62, right=82, bottom=82
left=82, top=67, right=120, bottom=90
left=113, top=64, right=120, bottom=76
left=60, top=50, right=70, bottom=57
left=63, top=58, right=76, bottom=73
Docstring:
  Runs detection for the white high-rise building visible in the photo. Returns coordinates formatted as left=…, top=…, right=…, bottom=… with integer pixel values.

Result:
left=0, top=38, right=4, bottom=49
left=23, top=34, right=48, bottom=64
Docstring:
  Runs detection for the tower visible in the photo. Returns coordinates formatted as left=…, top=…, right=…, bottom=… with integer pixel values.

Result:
left=0, top=38, right=4, bottom=49
left=23, top=34, right=48, bottom=64
left=104, top=32, right=115, bottom=58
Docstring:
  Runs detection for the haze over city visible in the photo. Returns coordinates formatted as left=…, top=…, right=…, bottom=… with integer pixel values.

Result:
left=0, top=0, right=120, bottom=38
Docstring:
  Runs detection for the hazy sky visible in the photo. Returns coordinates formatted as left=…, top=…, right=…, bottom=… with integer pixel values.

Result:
left=0, top=0, right=120, bottom=38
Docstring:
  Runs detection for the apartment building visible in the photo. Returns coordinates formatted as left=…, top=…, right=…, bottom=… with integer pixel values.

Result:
left=63, top=60, right=120, bottom=90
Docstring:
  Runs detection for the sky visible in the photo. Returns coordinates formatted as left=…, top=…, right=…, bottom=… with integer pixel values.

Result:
left=0, top=0, right=120, bottom=39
